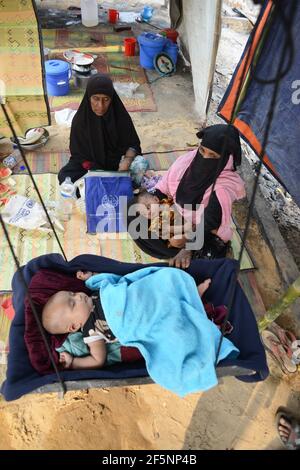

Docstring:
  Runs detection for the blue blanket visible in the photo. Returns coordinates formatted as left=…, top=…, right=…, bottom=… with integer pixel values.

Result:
left=86, top=267, right=239, bottom=396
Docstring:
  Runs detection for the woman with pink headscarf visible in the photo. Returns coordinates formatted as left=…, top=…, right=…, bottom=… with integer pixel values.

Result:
left=128, top=124, right=245, bottom=269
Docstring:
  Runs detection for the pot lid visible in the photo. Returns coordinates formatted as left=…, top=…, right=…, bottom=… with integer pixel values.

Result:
left=45, top=59, right=70, bottom=75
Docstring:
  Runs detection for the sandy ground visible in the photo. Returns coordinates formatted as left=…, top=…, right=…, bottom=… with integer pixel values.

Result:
left=0, top=1, right=300, bottom=451
left=1, top=377, right=300, bottom=450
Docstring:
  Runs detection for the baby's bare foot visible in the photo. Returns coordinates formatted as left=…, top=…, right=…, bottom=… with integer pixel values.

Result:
left=198, top=278, right=211, bottom=297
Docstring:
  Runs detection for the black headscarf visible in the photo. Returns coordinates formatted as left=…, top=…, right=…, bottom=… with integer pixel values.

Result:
left=70, top=74, right=141, bottom=170
left=176, top=124, right=242, bottom=208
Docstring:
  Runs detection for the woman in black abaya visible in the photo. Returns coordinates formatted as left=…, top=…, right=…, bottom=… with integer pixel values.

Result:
left=58, top=74, right=141, bottom=184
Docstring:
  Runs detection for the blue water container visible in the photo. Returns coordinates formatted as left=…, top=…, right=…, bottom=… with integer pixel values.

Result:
left=45, top=60, right=71, bottom=96
left=138, top=32, right=166, bottom=69
left=164, top=39, right=178, bottom=67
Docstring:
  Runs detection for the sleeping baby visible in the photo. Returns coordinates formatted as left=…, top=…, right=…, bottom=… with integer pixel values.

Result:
left=42, top=270, right=211, bottom=370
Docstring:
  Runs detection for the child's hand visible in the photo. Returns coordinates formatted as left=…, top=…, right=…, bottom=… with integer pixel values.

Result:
left=169, top=236, right=186, bottom=249
left=59, top=352, right=74, bottom=369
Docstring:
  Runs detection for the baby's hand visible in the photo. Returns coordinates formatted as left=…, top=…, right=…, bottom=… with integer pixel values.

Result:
left=59, top=352, right=73, bottom=369
left=76, top=270, right=93, bottom=281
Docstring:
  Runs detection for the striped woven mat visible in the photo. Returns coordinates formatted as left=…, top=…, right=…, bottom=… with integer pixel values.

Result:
left=0, top=174, right=101, bottom=292
left=42, top=28, right=156, bottom=113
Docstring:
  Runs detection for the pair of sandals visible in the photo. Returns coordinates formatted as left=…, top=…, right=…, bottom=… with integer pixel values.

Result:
left=261, top=322, right=300, bottom=374
left=276, top=407, right=300, bottom=450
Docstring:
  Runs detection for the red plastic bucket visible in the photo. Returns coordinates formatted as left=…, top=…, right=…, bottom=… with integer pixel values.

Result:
left=163, top=28, right=179, bottom=43
left=124, top=37, right=137, bottom=56
left=108, top=9, right=119, bottom=24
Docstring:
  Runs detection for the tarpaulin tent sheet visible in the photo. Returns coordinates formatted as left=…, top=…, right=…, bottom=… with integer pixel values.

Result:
left=218, top=0, right=300, bottom=207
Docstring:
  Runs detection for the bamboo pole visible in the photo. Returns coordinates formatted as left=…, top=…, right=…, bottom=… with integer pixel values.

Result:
left=258, top=276, right=300, bottom=331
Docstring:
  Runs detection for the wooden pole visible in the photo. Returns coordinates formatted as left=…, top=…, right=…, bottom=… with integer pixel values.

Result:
left=258, top=276, right=300, bottom=331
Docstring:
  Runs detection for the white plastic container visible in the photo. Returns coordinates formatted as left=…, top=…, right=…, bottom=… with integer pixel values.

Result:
left=81, top=0, right=99, bottom=27
left=57, top=177, right=75, bottom=221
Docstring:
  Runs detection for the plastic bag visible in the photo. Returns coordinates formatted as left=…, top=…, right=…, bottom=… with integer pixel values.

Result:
left=113, top=81, right=141, bottom=98
left=54, top=108, right=77, bottom=127
left=1, top=195, right=64, bottom=232
left=130, top=155, right=149, bottom=186
left=85, top=172, right=133, bottom=233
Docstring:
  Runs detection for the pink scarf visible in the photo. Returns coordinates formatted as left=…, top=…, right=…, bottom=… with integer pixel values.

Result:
left=155, top=149, right=245, bottom=242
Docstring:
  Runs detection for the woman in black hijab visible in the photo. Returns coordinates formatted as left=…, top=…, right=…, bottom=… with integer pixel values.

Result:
left=128, top=124, right=245, bottom=268
left=175, top=124, right=242, bottom=208
left=58, top=73, right=141, bottom=184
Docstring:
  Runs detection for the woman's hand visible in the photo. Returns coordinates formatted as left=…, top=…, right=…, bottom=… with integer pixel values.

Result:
left=118, top=157, right=132, bottom=171
left=118, top=148, right=136, bottom=171
left=169, top=249, right=192, bottom=269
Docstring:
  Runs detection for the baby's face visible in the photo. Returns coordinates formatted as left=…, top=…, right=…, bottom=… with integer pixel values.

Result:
left=138, top=194, right=160, bottom=219
left=54, top=291, right=93, bottom=326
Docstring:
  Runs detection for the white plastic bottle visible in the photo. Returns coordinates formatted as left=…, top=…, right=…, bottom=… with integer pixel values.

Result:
left=81, top=0, right=99, bottom=27
left=57, top=177, right=75, bottom=221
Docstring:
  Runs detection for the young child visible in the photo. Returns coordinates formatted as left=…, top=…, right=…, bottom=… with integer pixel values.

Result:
left=134, top=189, right=163, bottom=220
left=42, top=270, right=211, bottom=370
left=134, top=189, right=193, bottom=249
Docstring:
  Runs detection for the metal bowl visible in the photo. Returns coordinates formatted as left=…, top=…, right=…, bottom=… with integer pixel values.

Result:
left=63, top=50, right=95, bottom=67
left=10, top=128, right=49, bottom=151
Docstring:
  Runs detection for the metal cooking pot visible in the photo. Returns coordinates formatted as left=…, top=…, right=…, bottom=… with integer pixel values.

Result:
left=72, top=63, right=92, bottom=74
left=73, top=68, right=97, bottom=89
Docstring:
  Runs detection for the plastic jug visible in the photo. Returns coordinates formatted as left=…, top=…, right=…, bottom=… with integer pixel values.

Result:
left=81, top=0, right=99, bottom=27
left=141, top=6, right=154, bottom=22
left=57, top=177, right=75, bottom=221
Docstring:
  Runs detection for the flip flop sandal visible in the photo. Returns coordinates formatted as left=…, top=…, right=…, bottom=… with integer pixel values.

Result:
left=261, top=331, right=297, bottom=374
left=291, top=342, right=300, bottom=365
left=276, top=407, right=300, bottom=450
left=268, top=323, right=297, bottom=358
